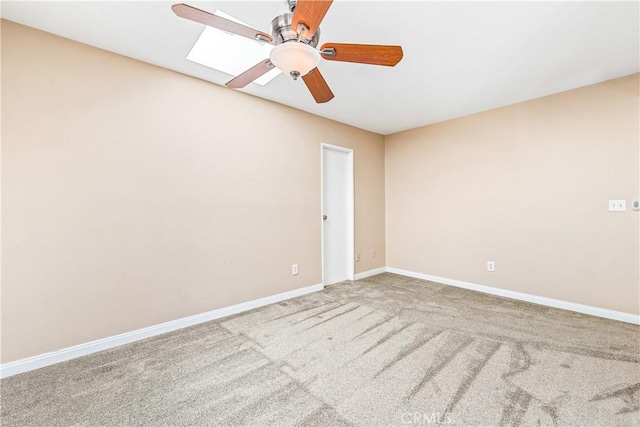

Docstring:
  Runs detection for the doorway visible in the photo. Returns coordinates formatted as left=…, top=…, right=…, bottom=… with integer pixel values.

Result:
left=321, top=143, right=354, bottom=286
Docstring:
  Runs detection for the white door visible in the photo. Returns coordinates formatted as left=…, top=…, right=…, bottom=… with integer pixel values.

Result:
left=322, top=144, right=354, bottom=286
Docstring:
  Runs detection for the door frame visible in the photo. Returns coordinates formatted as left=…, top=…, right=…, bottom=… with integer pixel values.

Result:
left=320, top=143, right=355, bottom=286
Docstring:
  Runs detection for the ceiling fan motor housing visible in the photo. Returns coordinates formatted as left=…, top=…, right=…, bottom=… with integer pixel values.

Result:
left=270, top=13, right=320, bottom=47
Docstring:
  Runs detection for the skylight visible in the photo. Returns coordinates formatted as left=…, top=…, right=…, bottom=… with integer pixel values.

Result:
left=186, top=10, right=280, bottom=86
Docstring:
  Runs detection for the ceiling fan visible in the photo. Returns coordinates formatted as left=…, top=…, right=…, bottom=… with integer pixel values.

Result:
left=172, top=0, right=403, bottom=103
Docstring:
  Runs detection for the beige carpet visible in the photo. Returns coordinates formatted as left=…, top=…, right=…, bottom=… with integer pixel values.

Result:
left=2, top=273, right=639, bottom=426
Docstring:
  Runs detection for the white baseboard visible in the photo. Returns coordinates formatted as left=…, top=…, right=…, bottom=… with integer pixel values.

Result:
left=354, top=267, right=387, bottom=280
left=386, top=267, right=640, bottom=325
left=3, top=267, right=637, bottom=379
left=0, top=283, right=324, bottom=379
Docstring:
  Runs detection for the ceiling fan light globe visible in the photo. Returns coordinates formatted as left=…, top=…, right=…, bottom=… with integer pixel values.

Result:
left=269, top=43, right=320, bottom=77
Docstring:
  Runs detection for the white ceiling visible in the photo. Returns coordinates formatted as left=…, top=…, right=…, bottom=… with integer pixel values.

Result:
left=2, top=1, right=638, bottom=135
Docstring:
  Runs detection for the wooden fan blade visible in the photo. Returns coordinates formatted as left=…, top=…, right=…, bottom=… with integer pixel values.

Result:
left=292, top=0, right=333, bottom=38
left=172, top=3, right=273, bottom=43
left=320, top=43, right=403, bottom=66
left=302, top=68, right=334, bottom=103
left=226, top=59, right=276, bottom=88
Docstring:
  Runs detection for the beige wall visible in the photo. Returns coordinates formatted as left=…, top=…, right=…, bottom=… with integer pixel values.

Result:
left=386, top=74, right=639, bottom=315
left=3, top=19, right=638, bottom=365
left=1, top=21, right=385, bottom=363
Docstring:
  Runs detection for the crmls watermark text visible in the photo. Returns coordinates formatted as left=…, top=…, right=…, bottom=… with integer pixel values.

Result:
left=401, top=411, right=453, bottom=425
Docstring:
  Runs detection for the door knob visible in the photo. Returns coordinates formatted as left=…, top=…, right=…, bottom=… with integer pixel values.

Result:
left=323, top=215, right=327, bottom=220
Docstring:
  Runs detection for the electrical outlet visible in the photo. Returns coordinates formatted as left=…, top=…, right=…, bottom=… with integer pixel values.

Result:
left=487, top=261, right=495, bottom=272
left=355, top=253, right=360, bottom=262
left=292, top=264, right=298, bottom=275
left=609, top=200, right=626, bottom=211
left=372, top=250, right=376, bottom=258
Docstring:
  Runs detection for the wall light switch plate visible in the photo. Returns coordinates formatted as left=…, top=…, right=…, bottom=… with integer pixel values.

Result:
left=608, top=200, right=626, bottom=211
left=292, top=264, right=298, bottom=275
